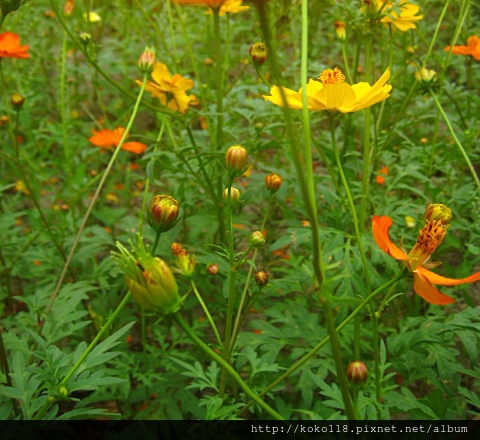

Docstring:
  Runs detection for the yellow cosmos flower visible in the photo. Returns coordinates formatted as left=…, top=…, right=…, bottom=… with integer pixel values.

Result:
left=137, top=62, right=197, bottom=114
left=83, top=11, right=101, bottom=23
left=377, top=0, right=423, bottom=31
left=264, top=67, right=391, bottom=113
left=206, top=0, right=249, bottom=15
left=170, top=0, right=227, bottom=7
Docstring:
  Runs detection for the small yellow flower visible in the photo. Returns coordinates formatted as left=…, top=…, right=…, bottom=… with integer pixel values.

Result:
left=137, top=62, right=197, bottom=114
left=83, top=11, right=101, bottom=23
left=264, top=67, right=391, bottom=114
left=206, top=0, right=249, bottom=15
left=376, top=0, right=423, bottom=32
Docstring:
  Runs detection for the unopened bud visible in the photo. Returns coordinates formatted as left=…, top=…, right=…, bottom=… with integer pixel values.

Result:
left=148, top=195, right=179, bottom=233
left=207, top=263, right=219, bottom=275
left=112, top=239, right=182, bottom=314
left=334, top=21, right=346, bottom=40
left=138, top=46, right=156, bottom=74
left=171, top=242, right=184, bottom=256
left=223, top=187, right=241, bottom=204
left=79, top=32, right=92, bottom=45
left=64, top=0, right=74, bottom=15
left=11, top=93, right=24, bottom=110
left=265, top=173, right=282, bottom=193
left=225, top=145, right=248, bottom=178
left=249, top=42, right=268, bottom=67
left=424, top=204, right=452, bottom=225
left=347, top=361, right=368, bottom=384
left=415, top=67, right=437, bottom=84
left=175, top=249, right=196, bottom=278
left=255, top=270, right=269, bottom=287
left=0, top=115, right=9, bottom=127
left=248, top=231, right=265, bottom=249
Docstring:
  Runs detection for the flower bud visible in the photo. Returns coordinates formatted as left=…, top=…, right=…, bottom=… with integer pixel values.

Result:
left=248, top=231, right=265, bottom=249
left=424, top=204, right=452, bottom=225
left=207, top=263, right=219, bottom=275
left=0, top=115, right=9, bottom=127
left=79, top=32, right=92, bottom=45
left=138, top=46, right=156, bottom=74
left=171, top=242, right=184, bottom=256
left=255, top=270, right=269, bottom=287
left=334, top=21, right=346, bottom=40
left=10, top=93, right=24, bottom=110
left=346, top=361, right=368, bottom=384
left=415, top=67, right=437, bottom=84
left=112, top=239, right=182, bottom=314
left=64, top=0, right=74, bottom=15
left=264, top=173, right=282, bottom=193
left=148, top=195, right=179, bottom=233
left=225, top=145, right=248, bottom=178
left=222, top=187, right=241, bottom=204
left=249, top=42, right=268, bottom=67
left=175, top=249, right=196, bottom=278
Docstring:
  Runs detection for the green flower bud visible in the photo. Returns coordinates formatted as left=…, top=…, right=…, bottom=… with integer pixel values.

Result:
left=248, top=231, right=265, bottom=249
left=249, top=42, right=268, bottom=67
left=112, top=238, right=182, bottom=314
left=148, top=195, right=179, bottom=233
left=138, top=46, right=156, bottom=74
left=347, top=361, right=368, bottom=384
left=225, top=145, right=248, bottom=178
left=222, top=186, right=241, bottom=205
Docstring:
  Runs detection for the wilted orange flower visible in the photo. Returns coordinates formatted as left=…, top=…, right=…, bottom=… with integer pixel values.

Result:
left=376, top=166, right=389, bottom=185
left=0, top=32, right=29, bottom=59
left=372, top=215, right=480, bottom=305
left=445, top=36, right=480, bottom=61
left=137, top=63, right=197, bottom=114
left=376, top=0, right=423, bottom=31
left=89, top=127, right=147, bottom=154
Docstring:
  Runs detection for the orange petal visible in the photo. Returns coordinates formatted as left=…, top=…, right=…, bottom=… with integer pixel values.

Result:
left=417, top=266, right=480, bottom=286
left=121, top=142, right=147, bottom=154
left=413, top=272, right=455, bottom=305
left=89, top=129, right=116, bottom=147
left=372, top=216, right=408, bottom=261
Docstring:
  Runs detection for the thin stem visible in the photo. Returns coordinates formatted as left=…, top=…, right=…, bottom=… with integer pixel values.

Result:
left=44, top=74, right=149, bottom=318
left=173, top=312, right=284, bottom=420
left=219, top=180, right=237, bottom=397
left=59, top=30, right=71, bottom=179
left=213, top=7, right=224, bottom=150
left=238, top=271, right=405, bottom=416
left=190, top=279, right=222, bottom=347
left=430, top=91, right=480, bottom=193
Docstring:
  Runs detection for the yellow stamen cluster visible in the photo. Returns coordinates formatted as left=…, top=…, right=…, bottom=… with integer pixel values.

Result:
left=319, top=68, right=345, bottom=85
left=407, top=221, right=447, bottom=271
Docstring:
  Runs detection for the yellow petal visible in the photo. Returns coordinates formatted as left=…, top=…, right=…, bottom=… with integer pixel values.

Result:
left=263, top=86, right=305, bottom=109
left=151, top=63, right=172, bottom=85
left=311, top=82, right=356, bottom=112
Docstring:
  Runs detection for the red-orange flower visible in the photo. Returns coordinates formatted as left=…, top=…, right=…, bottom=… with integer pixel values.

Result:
left=89, top=127, right=147, bottom=154
left=376, top=166, right=389, bottom=185
left=0, top=32, right=29, bottom=59
left=445, top=36, right=480, bottom=61
left=372, top=215, right=480, bottom=305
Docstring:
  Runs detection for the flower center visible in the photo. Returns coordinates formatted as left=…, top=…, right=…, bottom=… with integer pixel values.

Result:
left=407, top=221, right=447, bottom=271
left=319, top=68, right=345, bottom=85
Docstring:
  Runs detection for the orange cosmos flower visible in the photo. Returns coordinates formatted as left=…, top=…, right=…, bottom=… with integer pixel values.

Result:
left=89, top=127, right=147, bottom=154
left=206, top=0, right=249, bottom=15
left=445, top=36, right=480, bottom=61
left=0, top=32, right=30, bottom=59
left=137, top=63, right=197, bottom=114
left=376, top=166, right=389, bottom=185
left=372, top=214, right=480, bottom=305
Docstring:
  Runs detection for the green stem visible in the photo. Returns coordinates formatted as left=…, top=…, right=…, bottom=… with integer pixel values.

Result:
left=219, top=180, right=237, bottom=397
left=191, top=279, right=222, bottom=347
left=213, top=7, right=224, bottom=150
left=239, top=271, right=405, bottom=415
left=173, top=312, right=284, bottom=420
left=430, top=91, right=480, bottom=193
left=44, top=74, right=149, bottom=319
left=34, top=291, right=132, bottom=420
left=151, top=230, right=162, bottom=256
left=424, top=0, right=451, bottom=64
left=60, top=30, right=71, bottom=179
